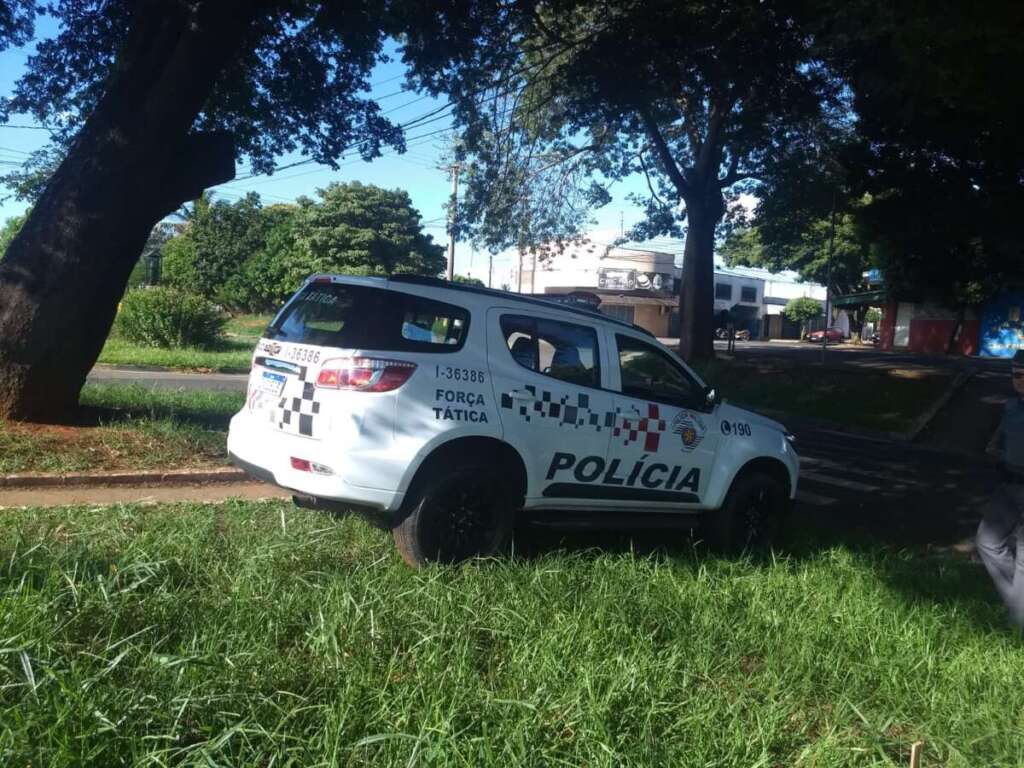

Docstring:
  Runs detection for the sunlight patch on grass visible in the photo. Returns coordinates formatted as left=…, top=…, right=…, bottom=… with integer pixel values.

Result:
left=0, top=500, right=1019, bottom=766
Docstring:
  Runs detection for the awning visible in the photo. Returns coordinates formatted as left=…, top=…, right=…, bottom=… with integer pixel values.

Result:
left=832, top=289, right=888, bottom=307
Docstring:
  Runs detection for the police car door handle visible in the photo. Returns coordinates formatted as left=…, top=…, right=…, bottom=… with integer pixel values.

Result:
left=509, top=390, right=535, bottom=402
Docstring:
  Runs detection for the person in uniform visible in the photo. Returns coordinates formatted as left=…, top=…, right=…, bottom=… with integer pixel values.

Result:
left=977, top=350, right=1024, bottom=627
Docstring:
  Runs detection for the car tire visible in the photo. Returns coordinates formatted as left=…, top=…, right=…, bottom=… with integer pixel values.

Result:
left=392, top=466, right=516, bottom=567
left=702, top=471, right=787, bottom=553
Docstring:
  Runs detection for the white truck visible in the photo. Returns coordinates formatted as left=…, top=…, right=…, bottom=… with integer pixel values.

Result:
left=228, top=274, right=799, bottom=565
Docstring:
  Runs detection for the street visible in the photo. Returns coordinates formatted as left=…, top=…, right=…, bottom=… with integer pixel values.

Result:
left=85, top=359, right=998, bottom=551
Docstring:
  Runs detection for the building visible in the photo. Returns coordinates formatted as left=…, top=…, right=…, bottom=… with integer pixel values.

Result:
left=511, top=241, right=826, bottom=339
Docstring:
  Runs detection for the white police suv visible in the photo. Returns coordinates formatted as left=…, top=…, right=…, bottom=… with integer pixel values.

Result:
left=228, top=274, right=799, bottom=565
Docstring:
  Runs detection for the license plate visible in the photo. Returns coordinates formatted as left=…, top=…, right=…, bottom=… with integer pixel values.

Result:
left=258, top=371, right=286, bottom=396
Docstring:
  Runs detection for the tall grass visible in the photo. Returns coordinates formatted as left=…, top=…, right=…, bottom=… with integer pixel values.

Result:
left=1, top=500, right=1020, bottom=766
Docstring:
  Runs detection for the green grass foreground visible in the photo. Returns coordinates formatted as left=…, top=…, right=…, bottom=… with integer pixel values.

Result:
left=0, top=385, right=244, bottom=474
left=98, top=314, right=272, bottom=373
left=1, top=500, right=1020, bottom=766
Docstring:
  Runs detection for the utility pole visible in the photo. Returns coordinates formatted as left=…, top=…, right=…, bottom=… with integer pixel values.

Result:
left=488, top=252, right=493, bottom=289
left=821, top=188, right=837, bottom=364
left=446, top=163, right=461, bottom=281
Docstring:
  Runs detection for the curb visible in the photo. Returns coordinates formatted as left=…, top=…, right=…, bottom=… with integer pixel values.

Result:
left=906, top=369, right=975, bottom=443
left=0, top=466, right=249, bottom=490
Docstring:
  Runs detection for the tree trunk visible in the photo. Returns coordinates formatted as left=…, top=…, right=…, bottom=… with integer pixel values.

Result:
left=677, top=190, right=724, bottom=362
left=0, top=0, right=257, bottom=421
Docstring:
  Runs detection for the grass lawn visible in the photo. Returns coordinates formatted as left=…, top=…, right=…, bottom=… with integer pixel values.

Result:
left=693, top=358, right=954, bottom=434
left=0, top=384, right=243, bottom=474
left=97, top=314, right=272, bottom=373
left=1, top=500, right=1020, bottom=766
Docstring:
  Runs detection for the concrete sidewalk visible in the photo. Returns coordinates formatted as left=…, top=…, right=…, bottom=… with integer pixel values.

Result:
left=0, top=480, right=289, bottom=508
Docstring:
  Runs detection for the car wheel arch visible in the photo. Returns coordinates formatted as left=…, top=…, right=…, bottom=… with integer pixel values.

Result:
left=398, top=436, right=528, bottom=518
left=725, top=456, right=793, bottom=500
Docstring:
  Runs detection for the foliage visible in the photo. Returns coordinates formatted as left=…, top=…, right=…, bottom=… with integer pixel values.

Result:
left=116, top=287, right=226, bottom=349
left=865, top=307, right=882, bottom=325
left=402, top=0, right=841, bottom=359
left=788, top=0, right=1024, bottom=306
left=159, top=229, right=200, bottom=291
left=186, top=193, right=268, bottom=306
left=783, top=296, right=823, bottom=326
left=722, top=213, right=871, bottom=298
left=0, top=1, right=404, bottom=174
left=0, top=1, right=35, bottom=50
left=0, top=145, right=63, bottom=204
left=159, top=184, right=444, bottom=311
left=0, top=213, right=27, bottom=259
left=297, top=182, right=446, bottom=278
left=452, top=274, right=486, bottom=288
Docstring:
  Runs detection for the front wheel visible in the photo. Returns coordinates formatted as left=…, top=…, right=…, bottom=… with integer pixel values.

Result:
left=703, top=471, right=787, bottom=553
left=392, top=466, right=516, bottom=567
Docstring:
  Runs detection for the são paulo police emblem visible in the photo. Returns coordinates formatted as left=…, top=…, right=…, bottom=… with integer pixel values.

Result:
left=671, top=410, right=706, bottom=451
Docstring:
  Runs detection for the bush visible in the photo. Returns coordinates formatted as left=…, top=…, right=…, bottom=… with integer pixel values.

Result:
left=116, top=287, right=226, bottom=349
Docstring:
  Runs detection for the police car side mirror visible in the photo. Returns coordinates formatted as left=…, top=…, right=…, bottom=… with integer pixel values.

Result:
left=704, top=387, right=719, bottom=409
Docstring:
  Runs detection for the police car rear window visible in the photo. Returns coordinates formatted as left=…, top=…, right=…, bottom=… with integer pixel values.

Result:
left=266, top=283, right=469, bottom=351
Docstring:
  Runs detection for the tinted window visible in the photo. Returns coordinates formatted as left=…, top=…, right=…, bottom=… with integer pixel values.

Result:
left=501, top=315, right=601, bottom=388
left=267, top=283, right=468, bottom=351
left=741, top=285, right=757, bottom=303
left=715, top=283, right=732, bottom=300
left=616, top=334, right=702, bottom=407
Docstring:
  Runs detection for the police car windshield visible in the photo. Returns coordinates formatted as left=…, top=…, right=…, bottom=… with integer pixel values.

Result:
left=265, top=283, right=469, bottom=351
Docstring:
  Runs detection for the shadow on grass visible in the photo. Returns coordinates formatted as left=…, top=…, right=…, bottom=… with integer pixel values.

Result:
left=506, top=483, right=1009, bottom=633
left=70, top=385, right=244, bottom=431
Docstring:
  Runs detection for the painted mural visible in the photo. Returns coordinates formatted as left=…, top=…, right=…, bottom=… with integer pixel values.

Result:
left=980, top=292, right=1024, bottom=358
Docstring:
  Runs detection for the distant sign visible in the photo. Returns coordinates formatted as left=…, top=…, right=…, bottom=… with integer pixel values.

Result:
left=980, top=292, right=1024, bottom=358
left=862, top=268, right=883, bottom=285
left=598, top=267, right=670, bottom=292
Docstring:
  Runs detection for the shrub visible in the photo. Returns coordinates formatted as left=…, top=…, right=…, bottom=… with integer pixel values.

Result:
left=116, top=287, right=226, bottom=349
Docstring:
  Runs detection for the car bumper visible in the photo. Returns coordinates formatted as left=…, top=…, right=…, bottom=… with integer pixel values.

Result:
left=227, top=410, right=405, bottom=512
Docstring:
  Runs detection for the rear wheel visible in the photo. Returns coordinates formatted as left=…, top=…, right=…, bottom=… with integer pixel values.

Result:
left=703, top=471, right=787, bottom=553
left=392, top=466, right=516, bottom=566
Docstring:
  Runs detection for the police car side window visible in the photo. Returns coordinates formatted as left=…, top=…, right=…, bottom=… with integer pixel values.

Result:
left=500, top=315, right=601, bottom=388
left=616, top=334, right=701, bottom=407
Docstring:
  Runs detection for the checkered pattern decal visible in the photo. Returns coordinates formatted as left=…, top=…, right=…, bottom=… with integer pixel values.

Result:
left=613, top=403, right=667, bottom=452
left=500, top=385, right=673, bottom=452
left=270, top=366, right=322, bottom=438
left=500, top=386, right=616, bottom=431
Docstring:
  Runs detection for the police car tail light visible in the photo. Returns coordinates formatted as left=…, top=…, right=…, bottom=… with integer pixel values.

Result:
left=316, top=357, right=417, bottom=392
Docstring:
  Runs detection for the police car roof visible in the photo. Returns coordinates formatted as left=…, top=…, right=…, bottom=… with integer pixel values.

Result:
left=385, top=274, right=655, bottom=337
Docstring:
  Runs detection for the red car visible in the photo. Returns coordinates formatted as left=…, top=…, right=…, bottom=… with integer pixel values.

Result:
left=806, top=327, right=844, bottom=343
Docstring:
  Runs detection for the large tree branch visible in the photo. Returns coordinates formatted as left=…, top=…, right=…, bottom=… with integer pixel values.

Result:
left=638, top=104, right=690, bottom=198
left=159, top=131, right=235, bottom=216
left=638, top=149, right=666, bottom=207
left=717, top=150, right=759, bottom=187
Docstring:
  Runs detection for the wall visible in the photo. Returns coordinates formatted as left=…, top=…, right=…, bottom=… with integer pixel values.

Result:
left=633, top=304, right=670, bottom=337
left=879, top=299, right=898, bottom=350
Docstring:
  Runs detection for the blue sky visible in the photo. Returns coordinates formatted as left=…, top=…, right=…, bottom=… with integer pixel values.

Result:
left=0, top=26, right=682, bottom=287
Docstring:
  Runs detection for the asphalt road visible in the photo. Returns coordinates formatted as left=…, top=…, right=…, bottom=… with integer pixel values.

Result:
left=88, top=365, right=248, bottom=391
left=701, top=339, right=1008, bottom=372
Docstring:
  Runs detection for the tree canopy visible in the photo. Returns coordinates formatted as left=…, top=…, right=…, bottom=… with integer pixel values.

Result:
left=403, top=0, right=842, bottom=360
left=161, top=183, right=444, bottom=311
left=0, top=0, right=454, bottom=420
